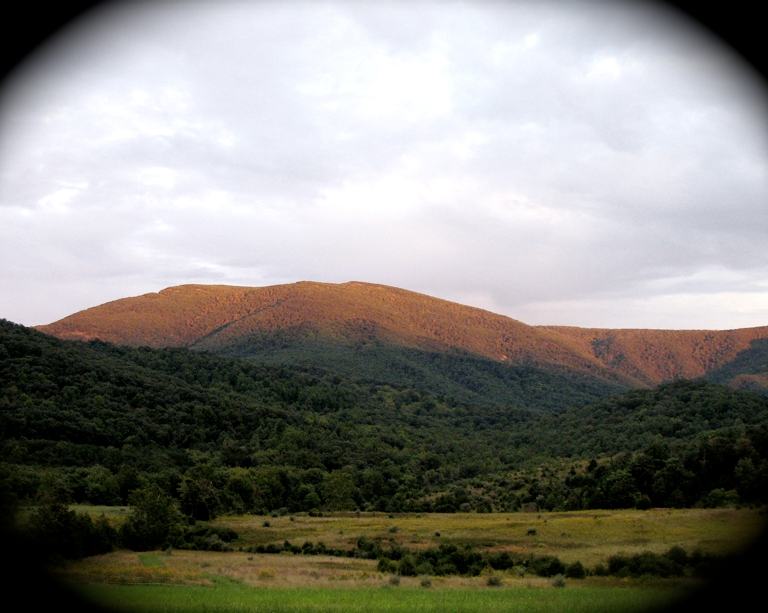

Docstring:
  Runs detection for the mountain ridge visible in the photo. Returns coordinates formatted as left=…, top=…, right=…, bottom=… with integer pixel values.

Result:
left=36, top=281, right=768, bottom=393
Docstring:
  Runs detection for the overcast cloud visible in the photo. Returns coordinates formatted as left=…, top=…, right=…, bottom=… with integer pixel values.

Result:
left=1, top=0, right=766, bottom=329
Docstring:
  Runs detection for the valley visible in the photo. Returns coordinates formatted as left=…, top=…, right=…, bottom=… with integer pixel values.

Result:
left=2, top=282, right=767, bottom=612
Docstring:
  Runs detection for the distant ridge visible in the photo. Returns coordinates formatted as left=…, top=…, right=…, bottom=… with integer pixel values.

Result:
left=36, top=281, right=768, bottom=393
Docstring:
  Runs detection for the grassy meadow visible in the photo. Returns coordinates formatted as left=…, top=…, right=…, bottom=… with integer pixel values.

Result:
left=210, top=507, right=765, bottom=566
left=62, top=549, right=690, bottom=612
left=77, top=581, right=687, bottom=613
left=50, top=507, right=765, bottom=613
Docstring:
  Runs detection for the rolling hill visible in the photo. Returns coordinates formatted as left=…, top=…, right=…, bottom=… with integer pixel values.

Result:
left=37, top=281, right=768, bottom=403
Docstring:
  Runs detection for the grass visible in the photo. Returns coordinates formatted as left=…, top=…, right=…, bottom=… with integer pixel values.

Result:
left=137, top=553, right=166, bottom=568
left=49, top=507, right=765, bottom=612
left=213, top=508, right=765, bottom=566
left=77, top=582, right=686, bottom=613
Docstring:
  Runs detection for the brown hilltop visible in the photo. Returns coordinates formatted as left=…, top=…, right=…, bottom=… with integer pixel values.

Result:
left=36, top=281, right=768, bottom=388
left=37, top=281, right=623, bottom=383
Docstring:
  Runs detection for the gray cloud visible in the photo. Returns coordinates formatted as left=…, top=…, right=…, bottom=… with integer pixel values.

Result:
left=0, top=0, right=766, bottom=329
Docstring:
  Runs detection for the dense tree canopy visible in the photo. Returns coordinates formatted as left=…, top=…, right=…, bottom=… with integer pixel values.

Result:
left=2, top=319, right=767, bottom=516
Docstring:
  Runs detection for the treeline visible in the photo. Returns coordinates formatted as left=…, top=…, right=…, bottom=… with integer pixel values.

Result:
left=2, top=319, right=768, bottom=518
left=485, top=429, right=768, bottom=511
left=19, top=484, right=240, bottom=561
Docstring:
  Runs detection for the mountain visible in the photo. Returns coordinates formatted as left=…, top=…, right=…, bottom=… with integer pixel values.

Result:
left=36, top=281, right=614, bottom=373
left=36, top=281, right=768, bottom=402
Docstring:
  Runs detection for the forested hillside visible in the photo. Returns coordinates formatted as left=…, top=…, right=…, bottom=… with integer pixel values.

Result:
left=2, top=319, right=767, bottom=518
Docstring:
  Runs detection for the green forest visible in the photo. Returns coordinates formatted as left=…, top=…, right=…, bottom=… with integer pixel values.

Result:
left=2, top=318, right=767, bottom=526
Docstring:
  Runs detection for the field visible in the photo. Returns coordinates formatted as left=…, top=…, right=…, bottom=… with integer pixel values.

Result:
left=61, top=549, right=690, bottom=612
left=210, top=507, right=765, bottom=566
left=49, top=507, right=765, bottom=612
left=77, top=581, right=687, bottom=613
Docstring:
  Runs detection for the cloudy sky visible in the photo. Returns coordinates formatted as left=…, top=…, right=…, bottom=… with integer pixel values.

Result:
left=0, top=0, right=766, bottom=329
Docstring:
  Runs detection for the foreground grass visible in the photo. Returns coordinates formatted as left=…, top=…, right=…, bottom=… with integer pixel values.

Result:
left=78, top=582, right=686, bottom=613
left=55, top=508, right=763, bottom=613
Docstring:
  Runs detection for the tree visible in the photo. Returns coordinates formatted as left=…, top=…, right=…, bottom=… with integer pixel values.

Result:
left=27, top=502, right=116, bottom=560
left=321, top=470, right=356, bottom=511
left=120, top=484, right=185, bottom=550
left=178, top=475, right=220, bottom=520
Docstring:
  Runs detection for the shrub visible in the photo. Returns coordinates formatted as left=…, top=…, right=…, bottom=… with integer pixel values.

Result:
left=592, top=563, right=608, bottom=576
left=179, top=525, right=239, bottom=551
left=355, top=536, right=381, bottom=559
left=565, top=561, right=586, bottom=579
left=634, top=495, right=652, bottom=510
left=665, top=546, right=688, bottom=566
left=398, top=554, right=418, bottom=576
left=377, top=557, right=397, bottom=574
left=435, top=561, right=458, bottom=575
left=488, top=551, right=515, bottom=570
left=415, top=561, right=434, bottom=576
left=607, top=551, right=688, bottom=578
left=529, top=555, right=565, bottom=577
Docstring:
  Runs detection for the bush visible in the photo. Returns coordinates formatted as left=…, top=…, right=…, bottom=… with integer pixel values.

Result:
left=179, top=525, right=239, bottom=551
left=634, top=495, right=652, bottom=510
left=377, top=557, right=397, bottom=574
left=592, top=563, right=608, bottom=576
left=529, top=555, right=565, bottom=577
left=398, top=554, right=418, bottom=576
left=606, top=550, right=688, bottom=578
left=356, top=536, right=381, bottom=559
left=488, top=551, right=515, bottom=570
left=486, top=575, right=503, bottom=587
left=565, top=561, right=586, bottom=579
left=415, top=561, right=434, bottom=576
left=665, top=546, right=688, bottom=566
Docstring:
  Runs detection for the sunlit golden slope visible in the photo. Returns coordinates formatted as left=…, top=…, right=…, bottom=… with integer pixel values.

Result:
left=37, top=281, right=768, bottom=388
left=539, top=325, right=768, bottom=386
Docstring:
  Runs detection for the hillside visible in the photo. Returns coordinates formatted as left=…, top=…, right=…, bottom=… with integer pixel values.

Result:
left=36, top=282, right=615, bottom=375
left=541, top=325, right=768, bottom=388
left=35, top=282, right=630, bottom=409
left=3, top=319, right=768, bottom=515
left=37, top=281, right=768, bottom=397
